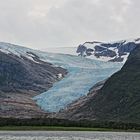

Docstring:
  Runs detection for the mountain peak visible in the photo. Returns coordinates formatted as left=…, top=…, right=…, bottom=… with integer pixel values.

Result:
left=77, top=38, right=140, bottom=62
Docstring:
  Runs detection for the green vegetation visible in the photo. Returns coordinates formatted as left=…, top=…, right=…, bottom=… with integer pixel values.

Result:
left=0, top=126, right=139, bottom=132
left=0, top=126, right=115, bottom=131
left=0, top=118, right=140, bottom=131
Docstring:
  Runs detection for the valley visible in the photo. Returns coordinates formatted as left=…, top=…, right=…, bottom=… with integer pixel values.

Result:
left=0, top=40, right=139, bottom=125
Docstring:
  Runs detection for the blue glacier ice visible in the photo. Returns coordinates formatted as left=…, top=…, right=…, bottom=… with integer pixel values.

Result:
left=33, top=52, right=123, bottom=112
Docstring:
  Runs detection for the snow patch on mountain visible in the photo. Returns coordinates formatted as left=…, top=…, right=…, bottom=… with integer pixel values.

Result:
left=0, top=42, right=42, bottom=63
left=76, top=38, right=140, bottom=62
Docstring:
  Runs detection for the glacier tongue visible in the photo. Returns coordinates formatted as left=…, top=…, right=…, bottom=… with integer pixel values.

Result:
left=33, top=53, right=123, bottom=112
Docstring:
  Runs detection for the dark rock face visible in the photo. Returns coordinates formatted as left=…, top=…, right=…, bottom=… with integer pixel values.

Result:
left=76, top=39, right=139, bottom=62
left=118, top=42, right=137, bottom=54
left=109, top=57, right=124, bottom=62
left=0, top=48, right=67, bottom=118
left=86, top=48, right=94, bottom=56
left=60, top=45, right=140, bottom=124
left=76, top=45, right=87, bottom=56
left=0, top=51, right=67, bottom=93
left=95, top=49, right=116, bottom=58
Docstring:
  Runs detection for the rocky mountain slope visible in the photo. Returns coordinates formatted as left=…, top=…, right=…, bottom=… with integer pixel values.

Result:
left=0, top=42, right=123, bottom=115
left=0, top=42, right=67, bottom=118
left=57, top=44, right=140, bottom=124
left=77, top=38, right=140, bottom=62
left=0, top=40, right=139, bottom=120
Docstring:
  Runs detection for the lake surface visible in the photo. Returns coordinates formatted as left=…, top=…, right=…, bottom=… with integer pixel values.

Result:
left=0, top=131, right=140, bottom=140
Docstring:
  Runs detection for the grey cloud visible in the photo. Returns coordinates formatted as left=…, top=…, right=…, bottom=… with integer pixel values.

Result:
left=0, top=0, right=139, bottom=49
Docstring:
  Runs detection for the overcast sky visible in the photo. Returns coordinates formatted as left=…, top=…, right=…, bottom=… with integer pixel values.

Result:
left=0, top=0, right=139, bottom=50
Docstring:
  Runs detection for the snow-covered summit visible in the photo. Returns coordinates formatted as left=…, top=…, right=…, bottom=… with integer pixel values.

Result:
left=77, top=38, right=140, bottom=62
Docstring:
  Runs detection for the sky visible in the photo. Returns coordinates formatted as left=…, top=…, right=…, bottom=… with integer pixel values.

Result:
left=0, top=0, right=140, bottom=50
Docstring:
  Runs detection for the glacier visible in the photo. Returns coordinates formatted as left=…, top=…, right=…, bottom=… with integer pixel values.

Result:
left=0, top=42, right=123, bottom=113
left=33, top=52, right=123, bottom=112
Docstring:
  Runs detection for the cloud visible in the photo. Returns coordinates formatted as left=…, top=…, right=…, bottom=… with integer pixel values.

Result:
left=0, top=0, right=139, bottom=49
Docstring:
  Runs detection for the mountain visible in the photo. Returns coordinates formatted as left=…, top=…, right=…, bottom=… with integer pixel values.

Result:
left=0, top=40, right=139, bottom=121
left=0, top=42, right=123, bottom=116
left=76, top=38, right=140, bottom=62
left=56, top=45, right=140, bottom=124
left=0, top=42, right=67, bottom=118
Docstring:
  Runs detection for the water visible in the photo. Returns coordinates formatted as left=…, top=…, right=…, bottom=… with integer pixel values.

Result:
left=0, top=131, right=140, bottom=140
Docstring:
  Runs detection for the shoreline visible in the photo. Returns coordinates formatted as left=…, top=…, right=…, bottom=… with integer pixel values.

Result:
left=0, top=126, right=140, bottom=132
